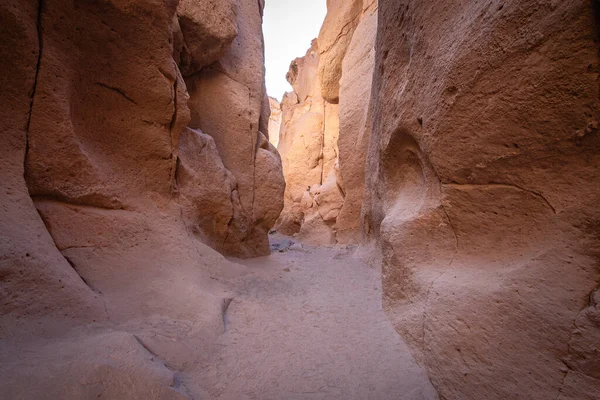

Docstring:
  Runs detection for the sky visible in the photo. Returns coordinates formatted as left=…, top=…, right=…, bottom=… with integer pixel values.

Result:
left=263, top=0, right=328, bottom=100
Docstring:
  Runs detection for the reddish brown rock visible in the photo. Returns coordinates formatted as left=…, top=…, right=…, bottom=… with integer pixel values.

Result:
left=0, top=0, right=105, bottom=338
left=25, top=0, right=182, bottom=209
left=186, top=0, right=284, bottom=257
left=176, top=0, right=238, bottom=76
left=364, top=1, right=600, bottom=399
left=1, top=0, right=283, bottom=397
left=177, top=127, right=242, bottom=253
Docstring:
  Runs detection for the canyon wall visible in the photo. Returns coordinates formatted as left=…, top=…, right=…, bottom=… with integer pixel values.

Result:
left=364, top=1, right=600, bottom=399
left=0, top=0, right=283, bottom=397
left=275, top=0, right=377, bottom=244
left=268, top=96, right=282, bottom=148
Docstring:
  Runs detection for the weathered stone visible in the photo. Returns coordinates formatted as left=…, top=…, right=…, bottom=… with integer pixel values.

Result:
left=276, top=2, right=376, bottom=245
left=176, top=0, right=238, bottom=76
left=268, top=97, right=282, bottom=148
left=1, top=0, right=284, bottom=397
left=185, top=0, right=284, bottom=257
left=316, top=0, right=363, bottom=103
left=0, top=0, right=106, bottom=339
left=364, top=1, right=600, bottom=399
left=336, top=8, right=377, bottom=243
left=177, top=128, right=241, bottom=253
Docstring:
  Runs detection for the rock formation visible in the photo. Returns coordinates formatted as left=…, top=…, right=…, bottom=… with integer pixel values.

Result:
left=276, top=40, right=342, bottom=244
left=363, top=1, right=600, bottom=399
left=1, top=0, right=283, bottom=397
left=3, top=0, right=599, bottom=398
left=182, top=0, right=284, bottom=257
left=268, top=97, right=282, bottom=148
left=275, top=0, right=377, bottom=244
left=275, top=0, right=600, bottom=397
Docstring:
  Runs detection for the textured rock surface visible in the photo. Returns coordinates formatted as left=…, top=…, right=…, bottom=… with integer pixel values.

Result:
left=176, top=0, right=238, bottom=76
left=185, top=0, right=284, bottom=257
left=1, top=331, right=190, bottom=399
left=276, top=41, right=331, bottom=237
left=0, top=0, right=106, bottom=339
left=21, top=0, right=281, bottom=260
left=1, top=0, right=283, bottom=397
left=336, top=3, right=377, bottom=243
left=316, top=0, right=363, bottom=103
left=268, top=96, right=282, bottom=147
left=276, top=2, right=376, bottom=245
left=363, top=1, right=600, bottom=399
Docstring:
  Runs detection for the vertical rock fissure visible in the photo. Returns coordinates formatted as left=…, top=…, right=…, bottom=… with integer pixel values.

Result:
left=320, top=102, right=327, bottom=185
left=221, top=187, right=238, bottom=251
left=22, top=0, right=114, bottom=320
left=249, top=91, right=258, bottom=236
left=440, top=204, right=460, bottom=253
left=24, top=0, right=44, bottom=181
left=168, top=67, right=179, bottom=134
left=168, top=63, right=180, bottom=183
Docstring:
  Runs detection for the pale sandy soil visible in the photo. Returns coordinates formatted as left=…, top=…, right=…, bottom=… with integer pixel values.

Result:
left=0, top=234, right=438, bottom=400
left=185, top=234, right=438, bottom=399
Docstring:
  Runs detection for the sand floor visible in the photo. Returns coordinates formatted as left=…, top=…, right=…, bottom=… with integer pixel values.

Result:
left=185, top=235, right=438, bottom=399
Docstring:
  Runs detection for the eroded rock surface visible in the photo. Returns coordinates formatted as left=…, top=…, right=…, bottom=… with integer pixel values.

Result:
left=1, top=0, right=283, bottom=397
left=363, top=1, right=600, bottom=399
left=185, top=0, right=284, bottom=257
left=268, top=96, right=282, bottom=148
left=275, top=2, right=377, bottom=245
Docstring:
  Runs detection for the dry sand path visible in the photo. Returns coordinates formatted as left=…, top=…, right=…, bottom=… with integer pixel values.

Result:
left=189, top=235, right=438, bottom=399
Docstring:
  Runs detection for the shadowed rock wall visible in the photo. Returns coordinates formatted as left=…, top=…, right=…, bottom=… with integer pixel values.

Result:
left=364, top=1, right=600, bottom=399
left=0, top=0, right=283, bottom=397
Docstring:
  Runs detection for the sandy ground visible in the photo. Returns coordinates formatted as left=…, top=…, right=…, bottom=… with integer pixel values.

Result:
left=186, top=235, right=438, bottom=399
left=0, top=234, right=438, bottom=399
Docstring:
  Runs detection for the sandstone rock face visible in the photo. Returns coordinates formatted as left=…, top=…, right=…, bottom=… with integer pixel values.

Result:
left=316, top=0, right=362, bottom=103
left=268, top=96, right=282, bottom=148
left=336, top=3, right=377, bottom=243
left=277, top=42, right=324, bottom=235
left=276, top=41, right=343, bottom=243
left=176, top=0, right=238, bottom=76
left=21, top=0, right=281, bottom=260
left=0, top=0, right=106, bottom=339
left=276, top=3, right=376, bottom=245
left=1, top=0, right=283, bottom=397
left=185, top=0, right=284, bottom=257
left=364, top=1, right=600, bottom=399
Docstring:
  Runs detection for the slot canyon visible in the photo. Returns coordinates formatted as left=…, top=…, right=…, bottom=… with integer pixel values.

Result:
left=1, top=0, right=599, bottom=399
